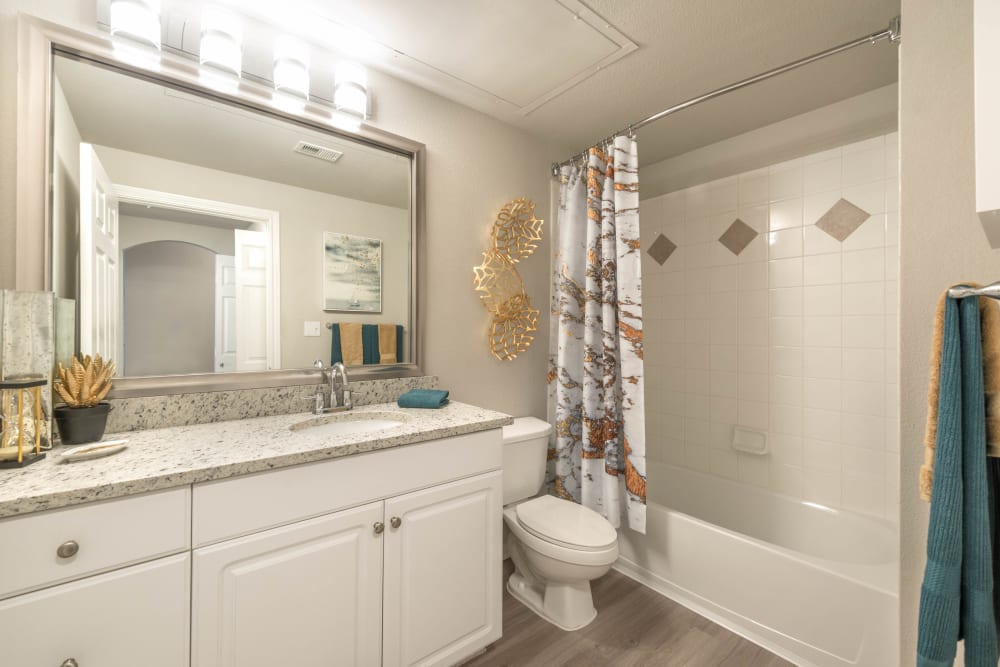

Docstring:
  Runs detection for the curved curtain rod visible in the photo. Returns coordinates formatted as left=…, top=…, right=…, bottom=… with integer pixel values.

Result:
left=550, top=16, right=902, bottom=177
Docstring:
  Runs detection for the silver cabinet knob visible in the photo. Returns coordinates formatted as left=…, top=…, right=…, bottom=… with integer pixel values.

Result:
left=390, top=516, right=402, bottom=529
left=56, top=541, right=79, bottom=559
left=373, top=522, right=384, bottom=535
left=61, top=659, right=79, bottom=667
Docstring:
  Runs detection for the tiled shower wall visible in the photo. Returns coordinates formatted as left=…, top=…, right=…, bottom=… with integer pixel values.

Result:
left=641, top=133, right=899, bottom=521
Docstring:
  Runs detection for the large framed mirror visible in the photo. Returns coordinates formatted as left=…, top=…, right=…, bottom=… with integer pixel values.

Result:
left=16, top=16, right=424, bottom=397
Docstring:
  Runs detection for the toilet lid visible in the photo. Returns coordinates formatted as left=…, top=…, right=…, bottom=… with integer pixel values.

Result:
left=515, top=495, right=618, bottom=551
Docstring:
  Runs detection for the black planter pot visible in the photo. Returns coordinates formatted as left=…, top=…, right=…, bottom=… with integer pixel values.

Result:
left=53, top=403, right=112, bottom=445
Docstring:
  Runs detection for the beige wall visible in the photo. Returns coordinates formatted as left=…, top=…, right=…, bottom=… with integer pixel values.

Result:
left=51, top=77, right=81, bottom=300
left=0, top=1, right=563, bottom=419
left=898, top=0, right=1000, bottom=662
left=120, top=215, right=237, bottom=256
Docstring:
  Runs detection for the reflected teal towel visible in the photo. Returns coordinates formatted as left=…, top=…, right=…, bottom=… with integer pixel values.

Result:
left=917, top=296, right=999, bottom=667
left=397, top=389, right=449, bottom=409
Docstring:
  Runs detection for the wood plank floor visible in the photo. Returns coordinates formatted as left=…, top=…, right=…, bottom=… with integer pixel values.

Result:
left=463, top=567, right=795, bottom=667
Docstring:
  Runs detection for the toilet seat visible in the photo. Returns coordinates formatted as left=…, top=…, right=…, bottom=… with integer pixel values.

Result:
left=515, top=495, right=618, bottom=551
left=503, top=506, right=618, bottom=568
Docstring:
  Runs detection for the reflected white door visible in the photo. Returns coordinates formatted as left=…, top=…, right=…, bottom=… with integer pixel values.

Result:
left=79, top=143, right=121, bottom=362
left=234, top=230, right=269, bottom=371
left=214, top=255, right=237, bottom=373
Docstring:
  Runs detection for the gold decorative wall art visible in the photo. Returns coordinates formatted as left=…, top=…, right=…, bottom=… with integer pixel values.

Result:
left=473, top=198, right=543, bottom=361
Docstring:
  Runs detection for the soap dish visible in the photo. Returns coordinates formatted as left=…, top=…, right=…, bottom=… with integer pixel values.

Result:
left=57, top=439, right=128, bottom=463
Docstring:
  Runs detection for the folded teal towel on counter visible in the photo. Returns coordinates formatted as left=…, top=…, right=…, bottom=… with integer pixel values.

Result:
left=397, top=389, right=449, bottom=409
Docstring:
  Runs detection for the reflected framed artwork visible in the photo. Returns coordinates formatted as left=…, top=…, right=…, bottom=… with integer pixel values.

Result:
left=323, top=232, right=383, bottom=312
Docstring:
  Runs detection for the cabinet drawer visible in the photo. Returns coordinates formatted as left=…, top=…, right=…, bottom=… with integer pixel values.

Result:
left=0, top=553, right=190, bottom=667
left=0, top=487, right=190, bottom=599
left=194, top=428, right=502, bottom=546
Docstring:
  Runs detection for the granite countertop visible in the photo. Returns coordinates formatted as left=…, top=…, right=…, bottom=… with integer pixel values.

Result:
left=0, top=401, right=513, bottom=519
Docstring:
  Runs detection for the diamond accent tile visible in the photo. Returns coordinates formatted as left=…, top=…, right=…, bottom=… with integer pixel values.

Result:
left=815, top=198, right=871, bottom=242
left=647, top=234, right=677, bottom=265
left=718, top=218, right=758, bottom=255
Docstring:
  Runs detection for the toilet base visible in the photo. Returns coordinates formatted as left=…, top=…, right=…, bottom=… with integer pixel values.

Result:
left=506, top=571, right=597, bottom=631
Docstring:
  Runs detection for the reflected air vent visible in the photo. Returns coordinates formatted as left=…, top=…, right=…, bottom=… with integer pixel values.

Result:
left=293, top=141, right=344, bottom=163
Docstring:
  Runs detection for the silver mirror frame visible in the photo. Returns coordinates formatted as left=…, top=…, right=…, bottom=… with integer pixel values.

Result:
left=14, top=15, right=425, bottom=397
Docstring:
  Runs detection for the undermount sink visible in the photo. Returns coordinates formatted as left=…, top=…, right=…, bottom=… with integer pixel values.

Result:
left=289, top=411, right=411, bottom=438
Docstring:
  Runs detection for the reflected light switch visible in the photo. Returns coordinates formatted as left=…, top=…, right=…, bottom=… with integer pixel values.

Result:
left=304, top=321, right=321, bottom=337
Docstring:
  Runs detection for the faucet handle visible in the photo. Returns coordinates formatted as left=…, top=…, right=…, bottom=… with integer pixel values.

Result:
left=313, top=359, right=326, bottom=369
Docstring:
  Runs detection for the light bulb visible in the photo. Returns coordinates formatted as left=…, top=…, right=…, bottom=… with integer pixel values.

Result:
left=334, top=62, right=368, bottom=118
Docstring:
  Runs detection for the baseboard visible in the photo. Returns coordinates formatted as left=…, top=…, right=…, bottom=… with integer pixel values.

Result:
left=612, top=557, right=817, bottom=667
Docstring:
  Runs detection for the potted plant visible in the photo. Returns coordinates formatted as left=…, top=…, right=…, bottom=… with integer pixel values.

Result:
left=52, top=354, right=115, bottom=445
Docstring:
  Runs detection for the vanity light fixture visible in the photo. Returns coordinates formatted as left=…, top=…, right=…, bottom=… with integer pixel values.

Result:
left=272, top=36, right=310, bottom=112
left=199, top=5, right=243, bottom=88
left=334, top=62, right=369, bottom=119
left=109, top=0, right=162, bottom=69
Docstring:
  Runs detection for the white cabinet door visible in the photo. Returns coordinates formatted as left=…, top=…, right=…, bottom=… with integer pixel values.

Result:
left=192, top=501, right=384, bottom=667
left=382, top=471, right=502, bottom=667
left=0, top=554, right=189, bottom=667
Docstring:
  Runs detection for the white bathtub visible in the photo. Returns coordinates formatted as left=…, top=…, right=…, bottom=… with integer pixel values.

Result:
left=615, top=464, right=899, bottom=667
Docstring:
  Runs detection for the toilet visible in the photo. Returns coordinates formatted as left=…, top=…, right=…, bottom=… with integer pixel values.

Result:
left=501, top=417, right=619, bottom=631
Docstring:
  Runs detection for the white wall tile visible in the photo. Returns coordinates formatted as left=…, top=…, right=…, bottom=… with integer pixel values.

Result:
left=842, top=445, right=886, bottom=474
left=841, top=413, right=885, bottom=450
left=769, top=158, right=804, bottom=202
left=770, top=463, right=805, bottom=498
left=803, top=224, right=843, bottom=255
left=685, top=416, right=712, bottom=445
left=769, top=257, right=803, bottom=288
left=685, top=445, right=713, bottom=473
left=739, top=317, right=769, bottom=347
left=738, top=235, right=767, bottom=263
left=804, top=158, right=841, bottom=195
left=771, top=403, right=804, bottom=436
left=738, top=261, right=768, bottom=291
left=841, top=213, right=886, bottom=250
left=769, top=198, right=804, bottom=231
left=738, top=204, right=769, bottom=233
left=710, top=265, right=739, bottom=292
left=842, top=248, right=885, bottom=283
left=804, top=377, right=841, bottom=411
left=843, top=315, right=885, bottom=349
left=736, top=368, right=768, bottom=401
left=804, top=315, right=842, bottom=347
left=842, top=470, right=885, bottom=518
left=804, top=346, right=842, bottom=379
left=685, top=318, right=711, bottom=343
left=804, top=284, right=842, bottom=317
left=770, top=287, right=804, bottom=317
left=804, top=408, right=842, bottom=442
left=770, top=433, right=804, bottom=467
left=770, top=346, right=803, bottom=377
left=685, top=369, right=712, bottom=396
left=842, top=146, right=885, bottom=187
left=738, top=289, right=768, bottom=319
left=709, top=370, right=738, bottom=398
left=804, top=438, right=841, bottom=470
left=803, top=253, right=842, bottom=286
left=739, top=345, right=769, bottom=375
left=843, top=282, right=885, bottom=316
left=842, top=136, right=884, bottom=155
left=710, top=396, right=739, bottom=424
left=841, top=380, right=885, bottom=417
left=843, top=348, right=885, bottom=383
left=710, top=318, right=739, bottom=345
left=768, top=228, right=803, bottom=259
left=803, top=190, right=841, bottom=227
left=710, top=344, right=739, bottom=372
left=738, top=400, right=769, bottom=430
left=739, top=169, right=769, bottom=206
left=683, top=343, right=711, bottom=370
left=771, top=375, right=803, bottom=407
left=770, top=317, right=803, bottom=347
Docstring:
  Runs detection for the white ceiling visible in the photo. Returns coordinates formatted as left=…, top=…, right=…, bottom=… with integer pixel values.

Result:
left=127, top=0, right=901, bottom=166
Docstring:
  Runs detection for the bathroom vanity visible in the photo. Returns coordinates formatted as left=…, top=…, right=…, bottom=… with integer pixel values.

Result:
left=0, top=402, right=511, bottom=667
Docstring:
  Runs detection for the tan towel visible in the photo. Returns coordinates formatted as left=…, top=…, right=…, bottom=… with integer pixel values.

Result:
left=340, top=323, right=364, bottom=366
left=378, top=324, right=397, bottom=364
left=920, top=284, right=1000, bottom=501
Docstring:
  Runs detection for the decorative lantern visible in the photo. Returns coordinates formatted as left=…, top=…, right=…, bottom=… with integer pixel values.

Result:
left=0, top=377, right=49, bottom=468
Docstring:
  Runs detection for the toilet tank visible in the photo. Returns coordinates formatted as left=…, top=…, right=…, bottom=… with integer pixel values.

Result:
left=502, top=417, right=552, bottom=505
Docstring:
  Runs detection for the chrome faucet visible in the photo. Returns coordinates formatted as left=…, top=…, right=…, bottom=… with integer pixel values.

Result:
left=309, top=360, right=352, bottom=414
left=329, top=362, right=349, bottom=409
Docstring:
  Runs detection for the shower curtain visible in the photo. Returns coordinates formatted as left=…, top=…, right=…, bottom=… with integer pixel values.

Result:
left=547, top=135, right=647, bottom=533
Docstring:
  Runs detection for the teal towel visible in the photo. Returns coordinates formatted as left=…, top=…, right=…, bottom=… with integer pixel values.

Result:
left=397, top=389, right=449, bottom=409
left=917, top=296, right=999, bottom=666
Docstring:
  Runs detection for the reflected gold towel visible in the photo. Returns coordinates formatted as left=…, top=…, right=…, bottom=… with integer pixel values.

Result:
left=340, top=323, right=364, bottom=366
left=378, top=324, right=397, bottom=364
left=921, top=284, right=1000, bottom=501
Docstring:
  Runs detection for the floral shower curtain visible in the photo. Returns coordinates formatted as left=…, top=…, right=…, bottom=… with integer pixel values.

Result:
left=547, top=135, right=647, bottom=533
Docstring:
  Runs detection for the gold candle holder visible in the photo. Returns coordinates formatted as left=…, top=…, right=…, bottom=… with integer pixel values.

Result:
left=0, top=378, right=48, bottom=469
